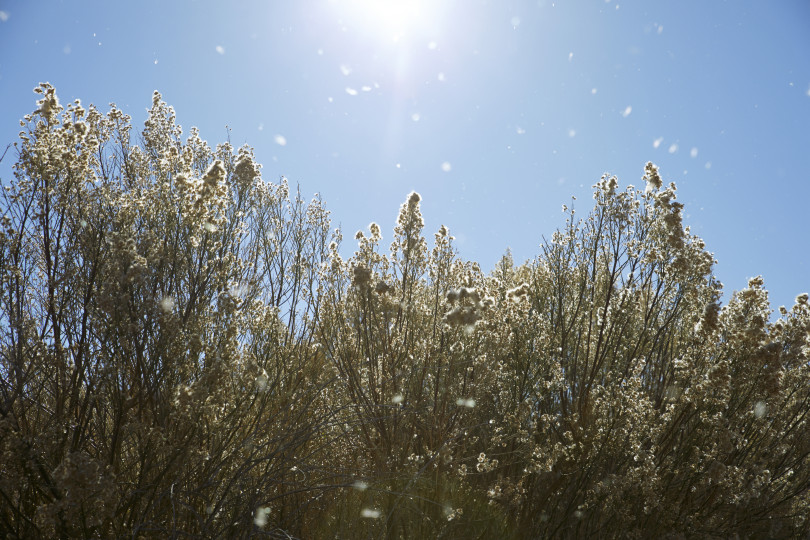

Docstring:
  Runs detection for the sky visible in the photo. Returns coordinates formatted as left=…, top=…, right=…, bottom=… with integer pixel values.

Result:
left=1, top=0, right=808, bottom=311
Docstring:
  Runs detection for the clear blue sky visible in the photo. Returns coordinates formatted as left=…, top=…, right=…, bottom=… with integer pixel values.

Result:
left=1, top=0, right=808, bottom=310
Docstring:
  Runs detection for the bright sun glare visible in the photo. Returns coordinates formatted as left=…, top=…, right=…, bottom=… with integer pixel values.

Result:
left=334, top=0, right=433, bottom=43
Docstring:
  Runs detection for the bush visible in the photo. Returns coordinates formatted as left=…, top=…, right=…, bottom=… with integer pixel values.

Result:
left=1, top=86, right=808, bottom=538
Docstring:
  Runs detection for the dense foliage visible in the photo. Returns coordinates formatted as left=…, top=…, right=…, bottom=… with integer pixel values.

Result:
left=2, top=85, right=809, bottom=539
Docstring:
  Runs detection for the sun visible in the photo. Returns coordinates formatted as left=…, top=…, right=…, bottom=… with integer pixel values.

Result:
left=359, top=0, right=423, bottom=42
left=331, top=0, right=436, bottom=44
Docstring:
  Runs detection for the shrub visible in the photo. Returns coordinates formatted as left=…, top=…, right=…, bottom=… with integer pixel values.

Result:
left=1, top=86, right=808, bottom=538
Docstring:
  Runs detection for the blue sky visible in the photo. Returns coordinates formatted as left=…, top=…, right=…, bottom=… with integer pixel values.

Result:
left=1, top=0, right=808, bottom=310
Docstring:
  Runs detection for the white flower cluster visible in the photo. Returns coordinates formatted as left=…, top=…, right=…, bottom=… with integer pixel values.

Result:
left=444, top=287, right=486, bottom=326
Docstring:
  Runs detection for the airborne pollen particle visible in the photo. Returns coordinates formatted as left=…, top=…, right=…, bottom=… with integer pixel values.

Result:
left=159, top=296, right=175, bottom=313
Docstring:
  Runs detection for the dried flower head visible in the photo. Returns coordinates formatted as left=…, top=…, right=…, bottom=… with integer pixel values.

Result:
left=202, top=159, right=226, bottom=187
left=352, top=264, right=372, bottom=287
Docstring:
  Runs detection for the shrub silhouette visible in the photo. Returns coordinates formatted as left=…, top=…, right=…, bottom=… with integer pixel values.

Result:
left=1, top=85, right=808, bottom=538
